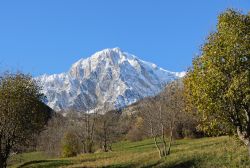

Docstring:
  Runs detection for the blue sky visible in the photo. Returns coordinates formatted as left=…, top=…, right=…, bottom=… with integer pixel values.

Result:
left=0, top=0, right=249, bottom=76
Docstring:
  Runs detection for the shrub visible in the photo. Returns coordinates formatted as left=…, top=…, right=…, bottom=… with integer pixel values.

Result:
left=61, top=131, right=82, bottom=157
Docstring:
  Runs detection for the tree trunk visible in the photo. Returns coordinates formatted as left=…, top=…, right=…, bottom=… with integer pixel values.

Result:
left=167, top=125, right=173, bottom=155
left=247, top=144, right=250, bottom=158
left=237, top=126, right=250, bottom=158
left=161, top=123, right=167, bottom=157
left=0, top=155, right=7, bottom=168
left=153, top=136, right=162, bottom=159
left=103, top=139, right=108, bottom=152
left=84, top=138, right=93, bottom=153
left=103, top=122, right=108, bottom=152
left=87, top=141, right=93, bottom=153
left=108, top=144, right=112, bottom=151
left=150, top=120, right=162, bottom=158
left=0, top=144, right=10, bottom=168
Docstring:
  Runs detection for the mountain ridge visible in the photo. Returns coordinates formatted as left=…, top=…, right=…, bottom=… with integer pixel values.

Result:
left=36, top=48, right=185, bottom=113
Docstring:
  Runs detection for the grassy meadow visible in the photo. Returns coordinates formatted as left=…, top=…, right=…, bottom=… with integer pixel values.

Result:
left=8, top=136, right=250, bottom=168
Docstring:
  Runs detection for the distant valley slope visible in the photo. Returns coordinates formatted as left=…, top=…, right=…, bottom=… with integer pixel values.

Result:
left=36, top=48, right=185, bottom=112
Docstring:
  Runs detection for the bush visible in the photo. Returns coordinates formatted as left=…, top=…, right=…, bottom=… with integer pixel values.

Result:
left=126, top=117, right=146, bottom=141
left=61, top=131, right=82, bottom=157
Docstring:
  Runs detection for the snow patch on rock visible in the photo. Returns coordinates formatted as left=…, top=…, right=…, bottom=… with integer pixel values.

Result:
left=36, top=48, right=185, bottom=112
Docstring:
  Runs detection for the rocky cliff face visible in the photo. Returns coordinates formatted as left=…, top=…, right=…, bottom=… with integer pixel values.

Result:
left=36, top=48, right=185, bottom=112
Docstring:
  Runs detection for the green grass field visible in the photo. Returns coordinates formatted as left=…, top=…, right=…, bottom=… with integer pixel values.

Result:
left=8, top=136, right=250, bottom=168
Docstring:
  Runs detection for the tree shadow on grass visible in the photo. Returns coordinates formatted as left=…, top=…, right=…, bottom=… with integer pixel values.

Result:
left=102, top=163, right=137, bottom=168
left=165, top=159, right=199, bottom=168
left=141, top=160, right=162, bottom=168
left=17, top=159, right=72, bottom=168
left=126, top=142, right=155, bottom=149
left=102, top=159, right=198, bottom=168
left=141, top=158, right=200, bottom=168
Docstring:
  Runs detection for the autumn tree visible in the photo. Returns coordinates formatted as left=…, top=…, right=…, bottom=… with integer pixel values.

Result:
left=138, top=98, right=163, bottom=158
left=160, top=81, right=185, bottom=156
left=64, top=109, right=100, bottom=154
left=126, top=116, right=146, bottom=141
left=62, top=110, right=98, bottom=154
left=95, top=110, right=120, bottom=152
left=184, top=9, right=250, bottom=154
left=0, top=73, right=52, bottom=168
left=139, top=81, right=185, bottom=158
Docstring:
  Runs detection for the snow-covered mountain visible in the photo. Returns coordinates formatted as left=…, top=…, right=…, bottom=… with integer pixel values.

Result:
left=36, top=48, right=185, bottom=112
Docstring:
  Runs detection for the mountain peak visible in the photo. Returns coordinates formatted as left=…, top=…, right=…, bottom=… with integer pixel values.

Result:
left=37, top=48, right=185, bottom=112
left=71, top=47, right=124, bottom=67
left=91, top=47, right=123, bottom=59
left=105, top=47, right=122, bottom=53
